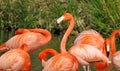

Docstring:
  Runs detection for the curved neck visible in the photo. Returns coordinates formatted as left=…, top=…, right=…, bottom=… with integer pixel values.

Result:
left=38, top=48, right=58, bottom=61
left=110, top=30, right=120, bottom=54
left=61, top=17, right=75, bottom=53
left=29, top=28, right=52, bottom=42
left=15, top=28, right=30, bottom=34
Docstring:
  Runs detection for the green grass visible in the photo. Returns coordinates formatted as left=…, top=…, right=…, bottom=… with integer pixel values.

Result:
left=0, top=0, right=85, bottom=35
left=1, top=0, right=120, bottom=37
left=79, top=0, right=120, bottom=37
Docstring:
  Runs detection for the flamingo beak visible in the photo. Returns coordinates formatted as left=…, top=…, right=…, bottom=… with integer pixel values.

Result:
left=57, top=16, right=64, bottom=23
left=42, top=59, right=46, bottom=67
left=106, top=44, right=110, bottom=57
left=106, top=45, right=110, bottom=52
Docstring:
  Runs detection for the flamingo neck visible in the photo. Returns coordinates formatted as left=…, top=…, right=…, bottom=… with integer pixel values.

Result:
left=38, top=49, right=58, bottom=61
left=61, top=17, right=75, bottom=53
left=29, top=28, right=52, bottom=43
left=110, top=30, right=120, bottom=54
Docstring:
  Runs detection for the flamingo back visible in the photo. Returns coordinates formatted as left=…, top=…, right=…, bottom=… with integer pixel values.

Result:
left=74, top=29, right=104, bottom=50
left=0, top=49, right=31, bottom=71
left=5, top=32, right=46, bottom=53
left=69, top=44, right=110, bottom=65
left=111, top=51, right=120, bottom=71
left=42, top=53, right=79, bottom=71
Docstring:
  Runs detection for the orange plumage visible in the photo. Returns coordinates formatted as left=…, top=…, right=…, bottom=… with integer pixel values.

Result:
left=0, top=28, right=51, bottom=54
left=38, top=13, right=79, bottom=71
left=0, top=44, right=31, bottom=71
left=95, top=30, right=120, bottom=71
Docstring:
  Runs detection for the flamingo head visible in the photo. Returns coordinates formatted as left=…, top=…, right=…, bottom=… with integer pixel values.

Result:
left=38, top=52, right=46, bottom=61
left=15, top=28, right=30, bottom=34
left=57, top=13, right=73, bottom=23
left=15, top=28, right=24, bottom=34
left=38, top=52, right=47, bottom=67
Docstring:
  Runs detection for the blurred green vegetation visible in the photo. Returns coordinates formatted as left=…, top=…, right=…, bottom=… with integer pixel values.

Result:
left=79, top=0, right=120, bottom=37
left=0, top=0, right=120, bottom=70
left=1, top=0, right=120, bottom=37
left=0, top=0, right=85, bottom=35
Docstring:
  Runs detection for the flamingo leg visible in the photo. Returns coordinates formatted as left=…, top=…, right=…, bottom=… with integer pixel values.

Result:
left=83, top=65, right=91, bottom=71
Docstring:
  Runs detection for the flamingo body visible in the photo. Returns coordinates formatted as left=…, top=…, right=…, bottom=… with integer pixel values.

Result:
left=42, top=52, right=79, bottom=71
left=111, top=51, right=120, bottom=71
left=74, top=29, right=105, bottom=50
left=69, top=44, right=110, bottom=65
left=57, top=13, right=110, bottom=71
left=94, top=30, right=120, bottom=71
left=39, top=13, right=79, bottom=71
left=0, top=44, right=31, bottom=71
left=6, top=32, right=46, bottom=53
left=0, top=28, right=51, bottom=54
left=38, top=48, right=79, bottom=71
left=94, top=38, right=112, bottom=71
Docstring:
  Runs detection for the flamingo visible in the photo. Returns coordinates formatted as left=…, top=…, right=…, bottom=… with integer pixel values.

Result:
left=72, top=29, right=107, bottom=71
left=71, top=29, right=110, bottom=71
left=109, top=30, right=120, bottom=57
left=0, top=44, right=31, bottom=71
left=74, top=29, right=105, bottom=51
left=15, top=28, right=30, bottom=34
left=38, top=48, right=59, bottom=67
left=15, top=28, right=50, bottom=35
left=57, top=13, right=111, bottom=71
left=111, top=51, right=120, bottom=71
left=38, top=13, right=79, bottom=71
left=0, top=28, right=51, bottom=54
left=110, top=30, right=120, bottom=71
left=94, top=30, right=120, bottom=71
left=94, top=38, right=113, bottom=71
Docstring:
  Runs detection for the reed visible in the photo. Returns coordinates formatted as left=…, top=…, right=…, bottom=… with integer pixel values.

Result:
left=79, top=0, right=120, bottom=37
left=0, top=0, right=85, bottom=35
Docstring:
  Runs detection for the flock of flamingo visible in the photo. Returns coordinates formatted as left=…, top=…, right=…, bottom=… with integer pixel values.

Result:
left=0, top=13, right=120, bottom=71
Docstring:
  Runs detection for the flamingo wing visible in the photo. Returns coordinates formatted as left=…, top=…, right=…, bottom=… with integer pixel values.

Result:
left=42, top=53, right=79, bottom=71
left=69, top=44, right=110, bottom=65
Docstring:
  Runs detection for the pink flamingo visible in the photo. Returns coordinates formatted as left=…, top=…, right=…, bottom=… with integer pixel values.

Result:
left=57, top=13, right=111, bottom=71
left=94, top=38, right=112, bottom=71
left=15, top=28, right=30, bottom=34
left=0, top=28, right=51, bottom=54
left=38, top=13, right=79, bottom=71
left=72, top=29, right=107, bottom=71
left=38, top=48, right=59, bottom=67
left=95, top=30, right=120, bottom=71
left=0, top=44, right=31, bottom=71
left=74, top=29, right=105, bottom=51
